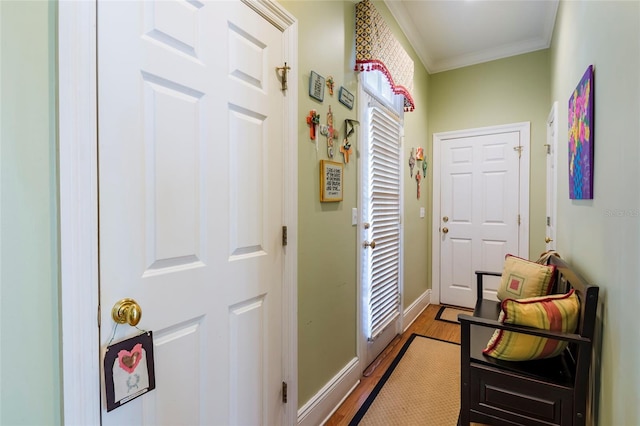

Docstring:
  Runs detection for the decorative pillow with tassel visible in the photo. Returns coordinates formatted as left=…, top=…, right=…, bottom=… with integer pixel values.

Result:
left=497, top=254, right=556, bottom=301
left=484, top=290, right=580, bottom=361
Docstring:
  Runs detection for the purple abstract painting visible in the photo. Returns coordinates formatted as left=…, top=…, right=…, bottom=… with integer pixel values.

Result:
left=568, top=65, right=594, bottom=199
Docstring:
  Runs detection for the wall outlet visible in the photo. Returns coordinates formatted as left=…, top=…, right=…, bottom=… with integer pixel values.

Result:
left=420, top=207, right=425, bottom=218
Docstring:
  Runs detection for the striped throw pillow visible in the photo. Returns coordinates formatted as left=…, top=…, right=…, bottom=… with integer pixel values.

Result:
left=497, top=254, right=556, bottom=301
left=483, top=290, right=580, bottom=361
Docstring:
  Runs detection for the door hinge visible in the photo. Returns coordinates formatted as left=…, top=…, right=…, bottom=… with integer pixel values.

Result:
left=97, top=304, right=101, bottom=328
left=544, top=143, right=551, bottom=154
left=546, top=216, right=551, bottom=226
left=282, top=226, right=288, bottom=246
left=517, top=214, right=521, bottom=226
left=282, top=381, right=288, bottom=404
left=513, top=145, right=523, bottom=158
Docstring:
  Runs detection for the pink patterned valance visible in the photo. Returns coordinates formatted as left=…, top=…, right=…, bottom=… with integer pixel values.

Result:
left=355, top=0, right=415, bottom=111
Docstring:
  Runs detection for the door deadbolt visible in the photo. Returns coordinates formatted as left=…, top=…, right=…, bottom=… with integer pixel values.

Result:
left=443, top=216, right=449, bottom=222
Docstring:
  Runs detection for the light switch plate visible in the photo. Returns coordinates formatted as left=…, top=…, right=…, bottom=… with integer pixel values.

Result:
left=420, top=207, right=425, bottom=218
left=352, top=208, right=358, bottom=226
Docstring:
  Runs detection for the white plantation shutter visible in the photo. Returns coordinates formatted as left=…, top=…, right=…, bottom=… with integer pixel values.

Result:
left=364, top=105, right=401, bottom=340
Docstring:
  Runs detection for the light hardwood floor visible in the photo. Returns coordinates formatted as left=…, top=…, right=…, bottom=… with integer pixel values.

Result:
left=325, top=304, right=464, bottom=426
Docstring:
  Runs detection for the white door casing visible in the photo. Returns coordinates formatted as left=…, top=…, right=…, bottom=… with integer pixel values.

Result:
left=432, top=123, right=530, bottom=308
left=58, top=1, right=298, bottom=424
left=546, top=102, right=558, bottom=250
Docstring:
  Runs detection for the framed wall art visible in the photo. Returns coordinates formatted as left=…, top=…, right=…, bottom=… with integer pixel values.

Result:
left=568, top=65, right=594, bottom=199
left=320, top=160, right=343, bottom=202
left=309, top=70, right=325, bottom=102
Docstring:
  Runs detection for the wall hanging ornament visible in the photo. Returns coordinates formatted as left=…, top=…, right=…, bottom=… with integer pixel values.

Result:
left=104, top=332, right=156, bottom=412
left=326, top=76, right=335, bottom=96
left=340, top=140, right=353, bottom=164
left=306, top=109, right=320, bottom=140
left=415, top=170, right=422, bottom=199
left=320, top=105, right=338, bottom=158
left=416, top=147, right=424, bottom=161
left=340, top=119, right=359, bottom=164
left=408, top=148, right=416, bottom=177
left=422, top=158, right=427, bottom=178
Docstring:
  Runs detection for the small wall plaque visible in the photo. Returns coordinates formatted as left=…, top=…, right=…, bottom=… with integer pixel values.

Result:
left=338, top=86, right=354, bottom=109
left=309, top=71, right=325, bottom=102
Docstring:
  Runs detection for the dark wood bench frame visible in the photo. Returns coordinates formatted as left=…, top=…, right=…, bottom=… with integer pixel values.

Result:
left=458, top=255, right=599, bottom=426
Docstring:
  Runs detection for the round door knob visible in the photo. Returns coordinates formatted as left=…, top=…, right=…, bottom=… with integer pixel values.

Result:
left=112, top=298, right=142, bottom=327
left=443, top=216, right=449, bottom=223
left=545, top=237, right=554, bottom=243
left=364, top=240, right=376, bottom=249
left=442, top=227, right=449, bottom=234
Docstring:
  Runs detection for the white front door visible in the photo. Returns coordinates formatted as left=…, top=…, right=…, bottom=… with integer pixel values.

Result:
left=434, top=124, right=529, bottom=308
left=98, top=1, right=289, bottom=424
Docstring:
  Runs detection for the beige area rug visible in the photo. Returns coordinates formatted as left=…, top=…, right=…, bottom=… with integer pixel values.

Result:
left=349, top=334, right=460, bottom=425
left=435, top=305, right=473, bottom=324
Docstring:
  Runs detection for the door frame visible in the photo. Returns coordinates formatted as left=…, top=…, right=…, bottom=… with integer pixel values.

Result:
left=58, top=1, right=298, bottom=424
left=546, top=102, right=558, bottom=250
left=431, top=122, right=530, bottom=305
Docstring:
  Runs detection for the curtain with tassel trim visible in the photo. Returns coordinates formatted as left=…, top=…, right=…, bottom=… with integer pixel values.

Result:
left=355, top=0, right=415, bottom=112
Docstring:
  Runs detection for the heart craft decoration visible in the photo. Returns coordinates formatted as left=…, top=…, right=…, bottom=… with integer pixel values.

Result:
left=118, top=343, right=143, bottom=374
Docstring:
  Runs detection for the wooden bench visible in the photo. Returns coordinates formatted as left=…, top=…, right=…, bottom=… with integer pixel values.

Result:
left=458, top=255, right=599, bottom=426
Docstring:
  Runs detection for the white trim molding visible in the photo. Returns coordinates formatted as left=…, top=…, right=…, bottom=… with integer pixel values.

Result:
left=432, top=122, right=530, bottom=306
left=297, top=357, right=361, bottom=426
left=58, top=1, right=101, bottom=424
left=403, top=289, right=431, bottom=333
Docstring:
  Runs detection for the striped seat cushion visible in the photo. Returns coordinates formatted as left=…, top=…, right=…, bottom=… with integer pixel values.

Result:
left=484, top=290, right=580, bottom=361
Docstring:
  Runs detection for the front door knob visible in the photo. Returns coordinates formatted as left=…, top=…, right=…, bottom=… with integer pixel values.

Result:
left=112, top=298, right=142, bottom=326
left=442, top=227, right=449, bottom=234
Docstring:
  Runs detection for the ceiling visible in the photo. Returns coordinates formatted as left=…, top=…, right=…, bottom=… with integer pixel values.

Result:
left=384, top=0, right=559, bottom=74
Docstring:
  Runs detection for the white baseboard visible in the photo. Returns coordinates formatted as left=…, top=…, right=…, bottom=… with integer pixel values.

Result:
left=297, top=357, right=361, bottom=426
left=403, top=289, right=431, bottom=332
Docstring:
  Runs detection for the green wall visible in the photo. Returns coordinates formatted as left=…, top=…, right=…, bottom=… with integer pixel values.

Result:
left=428, top=50, right=551, bottom=259
left=550, top=1, right=640, bottom=424
left=279, top=0, right=430, bottom=408
left=0, top=1, right=62, bottom=425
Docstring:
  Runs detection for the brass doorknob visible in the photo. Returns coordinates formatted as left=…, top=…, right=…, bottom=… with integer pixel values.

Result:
left=442, top=227, right=449, bottom=234
left=442, top=216, right=449, bottom=223
left=112, top=298, right=142, bottom=327
left=545, top=237, right=554, bottom=243
left=364, top=240, right=376, bottom=249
